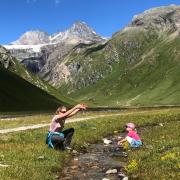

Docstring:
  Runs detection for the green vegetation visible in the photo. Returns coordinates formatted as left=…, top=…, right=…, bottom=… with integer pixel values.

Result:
left=60, top=28, right=180, bottom=107
left=0, top=111, right=120, bottom=129
left=9, top=56, right=75, bottom=106
left=0, top=67, right=67, bottom=112
left=0, top=50, right=74, bottom=112
left=0, top=115, right=51, bottom=129
left=126, top=118, right=180, bottom=179
left=0, top=109, right=179, bottom=179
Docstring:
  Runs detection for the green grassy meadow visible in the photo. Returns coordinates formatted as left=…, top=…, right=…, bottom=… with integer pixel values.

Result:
left=0, top=108, right=179, bottom=179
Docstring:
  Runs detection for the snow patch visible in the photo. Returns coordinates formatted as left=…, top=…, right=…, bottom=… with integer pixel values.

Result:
left=3, top=43, right=57, bottom=53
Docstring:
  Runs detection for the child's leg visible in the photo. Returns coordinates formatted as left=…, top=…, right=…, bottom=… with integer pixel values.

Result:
left=126, top=136, right=133, bottom=144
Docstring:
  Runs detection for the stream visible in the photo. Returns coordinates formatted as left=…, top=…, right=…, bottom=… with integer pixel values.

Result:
left=60, top=135, right=128, bottom=180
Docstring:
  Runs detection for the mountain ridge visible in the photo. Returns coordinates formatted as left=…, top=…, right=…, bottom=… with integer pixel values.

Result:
left=3, top=21, right=106, bottom=75
left=9, top=21, right=105, bottom=46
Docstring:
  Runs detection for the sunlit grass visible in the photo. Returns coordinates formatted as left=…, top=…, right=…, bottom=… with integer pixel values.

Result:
left=1, top=108, right=178, bottom=130
left=0, top=115, right=52, bottom=130
left=0, top=109, right=179, bottom=179
left=126, top=120, right=180, bottom=179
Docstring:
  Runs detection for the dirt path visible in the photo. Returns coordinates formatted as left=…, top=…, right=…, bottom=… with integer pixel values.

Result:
left=0, top=109, right=170, bottom=134
left=0, top=113, right=123, bottom=134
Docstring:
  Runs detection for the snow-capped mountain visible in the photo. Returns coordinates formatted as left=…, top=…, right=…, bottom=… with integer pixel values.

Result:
left=49, top=21, right=103, bottom=44
left=3, top=21, right=106, bottom=73
left=9, top=21, right=104, bottom=46
left=11, top=30, right=50, bottom=45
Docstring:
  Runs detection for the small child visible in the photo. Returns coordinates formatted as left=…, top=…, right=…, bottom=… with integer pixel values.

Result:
left=118, top=123, right=142, bottom=148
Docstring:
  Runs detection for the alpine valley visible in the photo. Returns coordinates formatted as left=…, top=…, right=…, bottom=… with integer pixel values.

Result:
left=2, top=5, right=180, bottom=108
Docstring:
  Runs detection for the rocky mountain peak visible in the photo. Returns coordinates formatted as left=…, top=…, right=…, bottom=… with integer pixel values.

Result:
left=10, top=21, right=104, bottom=45
left=130, top=5, right=180, bottom=29
left=50, top=21, right=104, bottom=44
left=70, top=21, right=97, bottom=35
left=11, top=30, right=50, bottom=45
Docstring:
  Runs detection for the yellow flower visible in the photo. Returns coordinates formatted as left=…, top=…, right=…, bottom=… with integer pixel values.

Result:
left=161, top=152, right=177, bottom=161
left=125, top=159, right=138, bottom=173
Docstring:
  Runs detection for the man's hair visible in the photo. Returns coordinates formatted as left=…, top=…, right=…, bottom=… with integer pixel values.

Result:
left=55, top=106, right=66, bottom=114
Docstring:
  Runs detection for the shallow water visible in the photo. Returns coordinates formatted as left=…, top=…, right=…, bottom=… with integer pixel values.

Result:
left=60, top=135, right=128, bottom=180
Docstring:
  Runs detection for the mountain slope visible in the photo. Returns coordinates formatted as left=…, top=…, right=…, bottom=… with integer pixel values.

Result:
left=49, top=5, right=180, bottom=106
left=0, top=46, right=73, bottom=111
left=0, top=66, right=62, bottom=111
left=68, top=36, right=180, bottom=106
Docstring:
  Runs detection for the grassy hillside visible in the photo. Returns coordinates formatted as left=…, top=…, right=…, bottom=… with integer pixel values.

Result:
left=57, top=6, right=180, bottom=107
left=0, top=67, right=68, bottom=112
left=9, top=56, right=75, bottom=105
left=2, top=6, right=178, bottom=108
left=68, top=32, right=180, bottom=106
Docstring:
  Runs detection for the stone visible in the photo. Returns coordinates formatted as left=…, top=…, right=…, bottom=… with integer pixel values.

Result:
left=55, top=175, right=59, bottom=179
left=0, top=163, right=9, bottom=167
left=122, top=152, right=128, bottom=157
left=37, top=155, right=45, bottom=160
left=105, top=168, right=118, bottom=174
left=61, top=134, right=131, bottom=179
left=118, top=173, right=126, bottom=177
left=103, top=138, right=112, bottom=145
left=72, top=150, right=78, bottom=154
left=117, top=136, right=124, bottom=140
left=71, top=166, right=78, bottom=170
left=122, top=177, right=128, bottom=180
left=91, top=165, right=99, bottom=169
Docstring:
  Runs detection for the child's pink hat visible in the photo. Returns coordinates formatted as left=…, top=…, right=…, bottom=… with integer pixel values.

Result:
left=126, top=123, right=136, bottom=129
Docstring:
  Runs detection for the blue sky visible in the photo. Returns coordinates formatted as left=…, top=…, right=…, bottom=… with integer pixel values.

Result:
left=0, top=0, right=179, bottom=44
